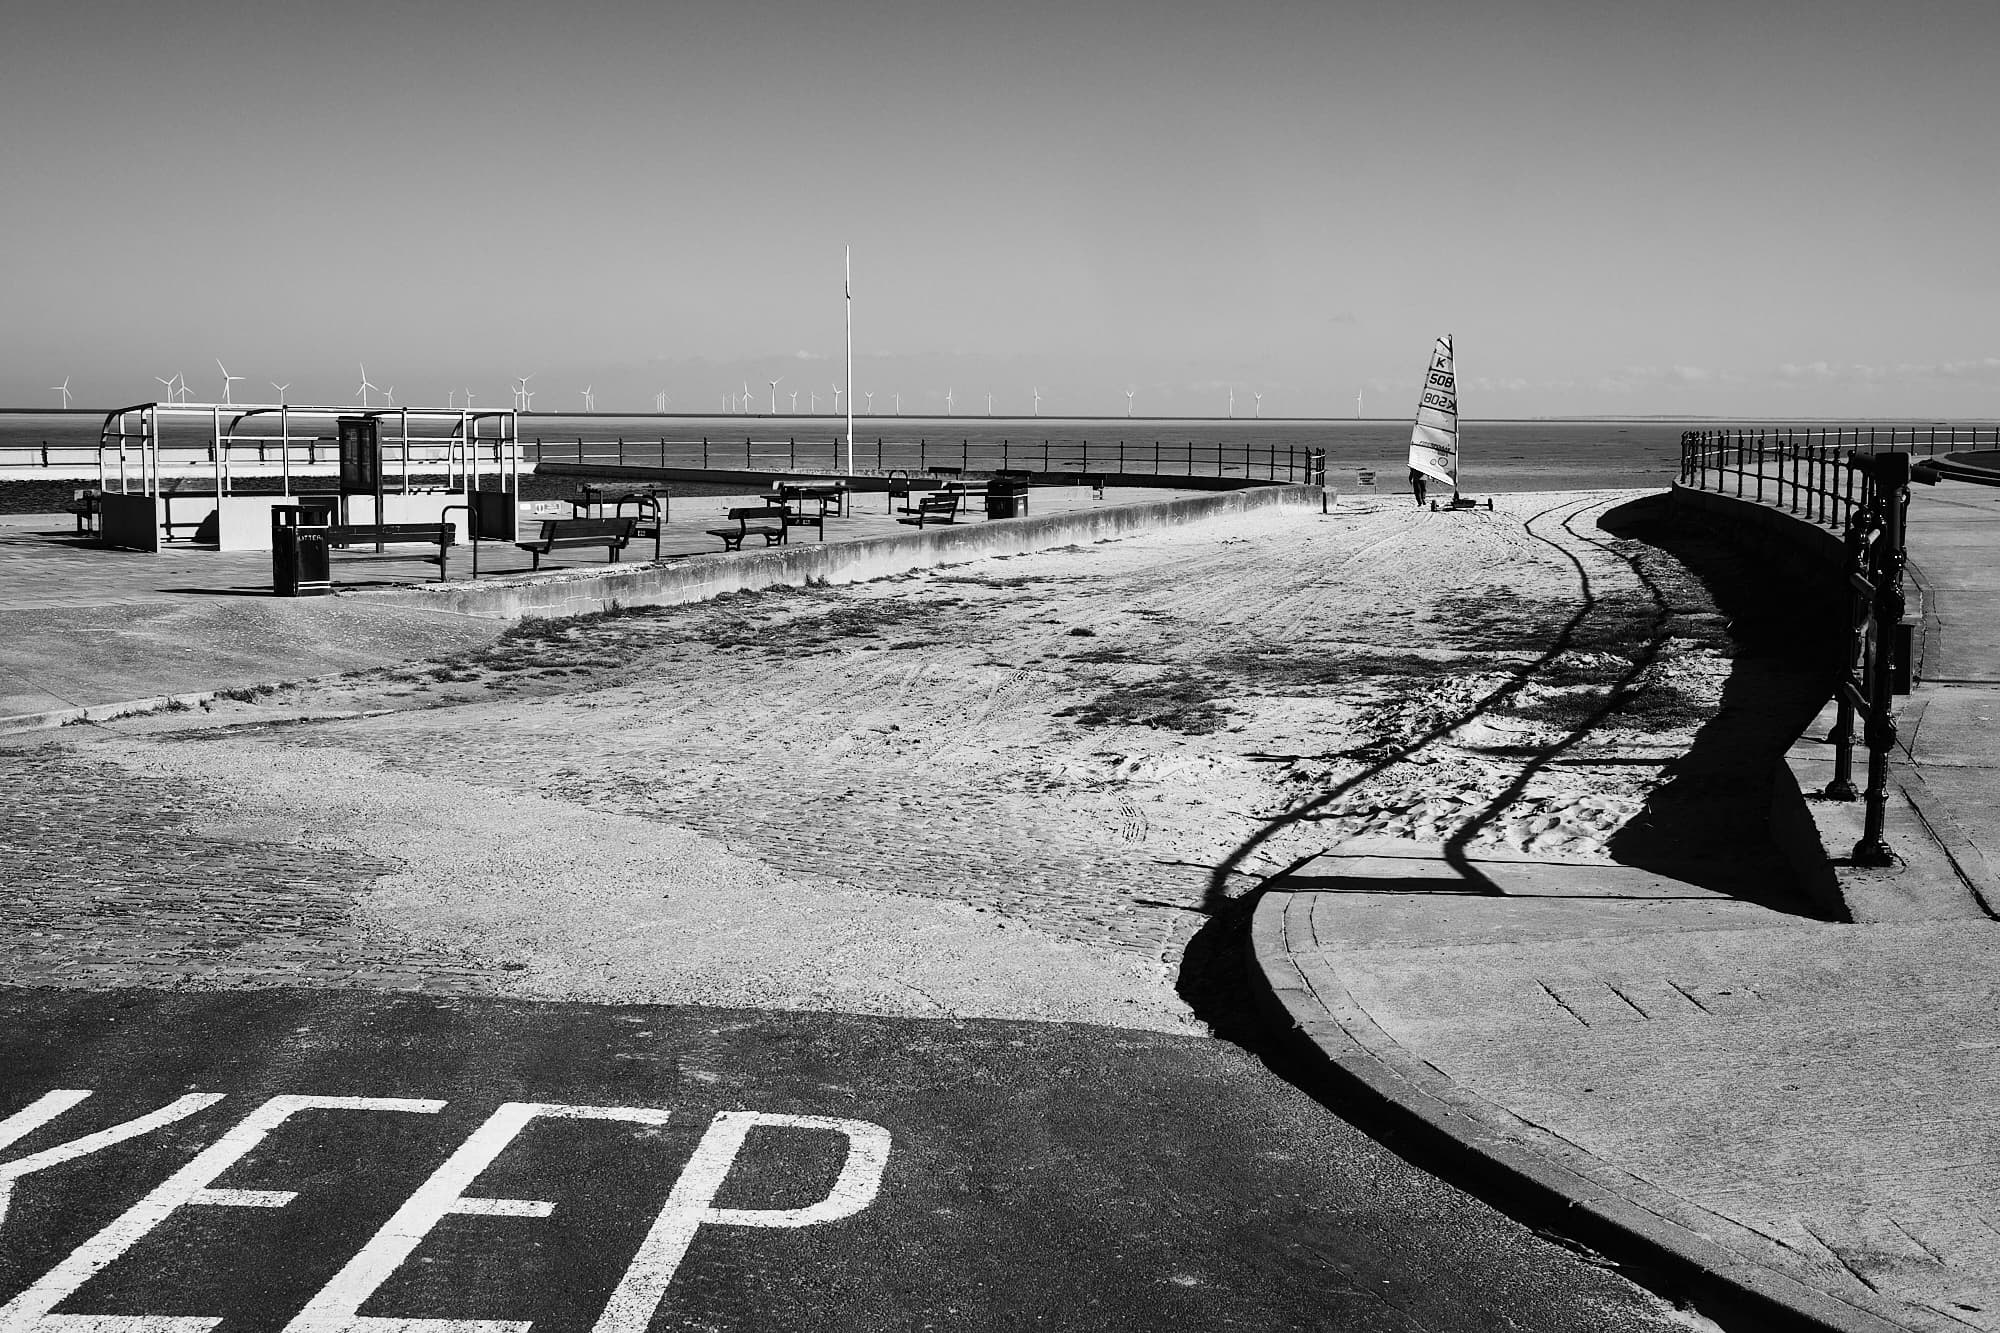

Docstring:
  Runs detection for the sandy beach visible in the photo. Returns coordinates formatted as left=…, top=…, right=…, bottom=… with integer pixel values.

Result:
left=5, top=485, right=1808, bottom=1037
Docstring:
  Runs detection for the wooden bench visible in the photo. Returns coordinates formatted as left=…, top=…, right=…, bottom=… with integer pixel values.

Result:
left=896, top=492, right=960, bottom=528
left=707, top=506, right=788, bottom=551
left=70, top=489, right=101, bottom=534
left=514, top=516, right=637, bottom=570
left=325, top=521, right=457, bottom=582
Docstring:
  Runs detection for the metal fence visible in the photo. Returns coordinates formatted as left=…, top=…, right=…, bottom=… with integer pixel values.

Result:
left=2, top=432, right=1326, bottom=486
left=1678, top=430, right=1965, bottom=865
left=522, top=434, right=1317, bottom=482
left=1679, top=423, right=1998, bottom=528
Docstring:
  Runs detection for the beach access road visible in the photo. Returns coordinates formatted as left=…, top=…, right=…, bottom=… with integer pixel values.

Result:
left=1, top=491, right=1749, bottom=1329
left=0, top=988, right=1708, bottom=1333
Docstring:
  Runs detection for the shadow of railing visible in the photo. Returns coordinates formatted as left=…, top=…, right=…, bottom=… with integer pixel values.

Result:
left=1176, top=490, right=1838, bottom=1043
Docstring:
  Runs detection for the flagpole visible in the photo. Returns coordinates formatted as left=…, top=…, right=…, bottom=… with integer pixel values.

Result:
left=844, top=245, right=854, bottom=477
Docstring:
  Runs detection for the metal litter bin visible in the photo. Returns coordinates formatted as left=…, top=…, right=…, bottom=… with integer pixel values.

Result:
left=986, top=473, right=1029, bottom=519
left=272, top=505, right=331, bottom=597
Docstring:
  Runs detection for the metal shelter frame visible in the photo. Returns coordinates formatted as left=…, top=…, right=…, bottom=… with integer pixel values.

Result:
left=94, top=402, right=522, bottom=510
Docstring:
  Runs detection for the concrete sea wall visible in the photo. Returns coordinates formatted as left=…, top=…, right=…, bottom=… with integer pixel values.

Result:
left=347, top=483, right=1323, bottom=622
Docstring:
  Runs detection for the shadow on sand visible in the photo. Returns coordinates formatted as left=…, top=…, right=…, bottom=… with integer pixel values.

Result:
left=1175, top=489, right=1839, bottom=1042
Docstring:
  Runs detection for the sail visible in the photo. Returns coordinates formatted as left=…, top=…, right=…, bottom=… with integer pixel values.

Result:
left=1408, top=334, right=1458, bottom=489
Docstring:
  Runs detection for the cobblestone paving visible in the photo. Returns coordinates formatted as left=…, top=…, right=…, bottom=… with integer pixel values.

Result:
left=0, top=743, right=500, bottom=991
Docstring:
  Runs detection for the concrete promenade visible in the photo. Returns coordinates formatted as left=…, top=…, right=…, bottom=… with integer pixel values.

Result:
left=1251, top=479, right=2000, bottom=1331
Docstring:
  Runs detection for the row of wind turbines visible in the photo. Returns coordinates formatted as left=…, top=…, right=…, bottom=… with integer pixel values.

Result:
left=50, top=365, right=1297, bottom=418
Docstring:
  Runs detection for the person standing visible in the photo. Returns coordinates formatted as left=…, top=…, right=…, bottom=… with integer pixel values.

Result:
left=1409, top=468, right=1428, bottom=507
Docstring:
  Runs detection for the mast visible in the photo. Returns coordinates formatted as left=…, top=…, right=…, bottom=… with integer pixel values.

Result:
left=844, top=245, right=854, bottom=477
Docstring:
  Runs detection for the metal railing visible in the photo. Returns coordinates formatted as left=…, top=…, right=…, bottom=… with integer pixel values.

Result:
left=1680, top=431, right=1957, bottom=865
left=1679, top=423, right=1997, bottom=528
left=520, top=434, right=1321, bottom=482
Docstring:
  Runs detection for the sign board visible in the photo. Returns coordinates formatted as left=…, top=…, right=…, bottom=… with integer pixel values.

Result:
left=337, top=417, right=381, bottom=496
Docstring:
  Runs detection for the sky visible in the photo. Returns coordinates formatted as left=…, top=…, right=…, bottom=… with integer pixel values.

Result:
left=4, top=0, right=1997, bottom=419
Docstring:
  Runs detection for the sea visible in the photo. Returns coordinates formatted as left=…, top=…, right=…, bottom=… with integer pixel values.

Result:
left=2, top=410, right=1989, bottom=499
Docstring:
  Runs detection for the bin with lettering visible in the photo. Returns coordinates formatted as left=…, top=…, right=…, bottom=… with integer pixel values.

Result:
left=271, top=505, right=332, bottom=597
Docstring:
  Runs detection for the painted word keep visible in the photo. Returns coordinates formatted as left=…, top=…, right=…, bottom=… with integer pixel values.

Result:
left=0, top=1092, right=891, bottom=1333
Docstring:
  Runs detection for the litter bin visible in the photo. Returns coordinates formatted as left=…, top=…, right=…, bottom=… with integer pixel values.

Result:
left=272, top=505, right=331, bottom=597
left=986, top=471, right=1030, bottom=519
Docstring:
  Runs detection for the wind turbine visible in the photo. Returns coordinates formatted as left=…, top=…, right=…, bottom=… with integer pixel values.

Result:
left=742, top=381, right=753, bottom=414
left=1253, top=391, right=1263, bottom=419
left=271, top=381, right=291, bottom=404
left=356, top=364, right=379, bottom=408
left=514, top=374, right=535, bottom=410
left=790, top=389, right=799, bottom=413
left=768, top=377, right=782, bottom=415
left=831, top=382, right=843, bottom=413
left=1356, top=389, right=1364, bottom=418
left=656, top=391, right=670, bottom=412
left=865, top=391, right=874, bottom=414
left=155, top=374, right=177, bottom=402
left=944, top=387, right=954, bottom=416
left=581, top=385, right=594, bottom=411
left=1227, top=386, right=1235, bottom=419
left=382, top=385, right=397, bottom=408
left=216, top=359, right=243, bottom=406
left=521, top=387, right=535, bottom=410
left=1124, top=387, right=1135, bottom=417
left=448, top=389, right=457, bottom=409
left=809, top=390, right=819, bottom=413
left=985, top=393, right=994, bottom=416
left=893, top=391, right=901, bottom=415
left=1032, top=387, right=1042, bottom=416
left=464, top=388, right=475, bottom=410
left=51, top=377, right=72, bottom=409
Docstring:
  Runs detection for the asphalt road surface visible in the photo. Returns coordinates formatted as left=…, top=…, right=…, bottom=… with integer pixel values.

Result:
left=0, top=990, right=1702, bottom=1333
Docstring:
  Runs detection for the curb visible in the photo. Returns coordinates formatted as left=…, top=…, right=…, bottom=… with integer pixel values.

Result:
left=1243, top=887, right=1917, bottom=1333
left=0, top=690, right=225, bottom=737
left=0, top=667, right=369, bottom=738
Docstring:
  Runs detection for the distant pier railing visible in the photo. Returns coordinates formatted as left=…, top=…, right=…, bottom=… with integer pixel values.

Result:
left=520, top=434, right=1319, bottom=482
left=0, top=433, right=1327, bottom=485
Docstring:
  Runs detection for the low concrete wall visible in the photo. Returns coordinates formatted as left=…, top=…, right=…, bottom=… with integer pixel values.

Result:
left=347, top=483, right=1321, bottom=621
left=1666, top=480, right=1846, bottom=576
left=1668, top=482, right=1860, bottom=923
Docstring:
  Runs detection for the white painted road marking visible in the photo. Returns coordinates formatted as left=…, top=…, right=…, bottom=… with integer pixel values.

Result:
left=0, top=1096, right=446, bottom=1333
left=284, top=1102, right=675, bottom=1333
left=0, top=1092, right=227, bottom=1229
left=594, top=1112, right=892, bottom=1333
left=0, top=1094, right=893, bottom=1333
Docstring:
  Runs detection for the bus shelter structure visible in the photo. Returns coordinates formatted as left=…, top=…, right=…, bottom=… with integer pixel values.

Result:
left=92, top=402, right=522, bottom=551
